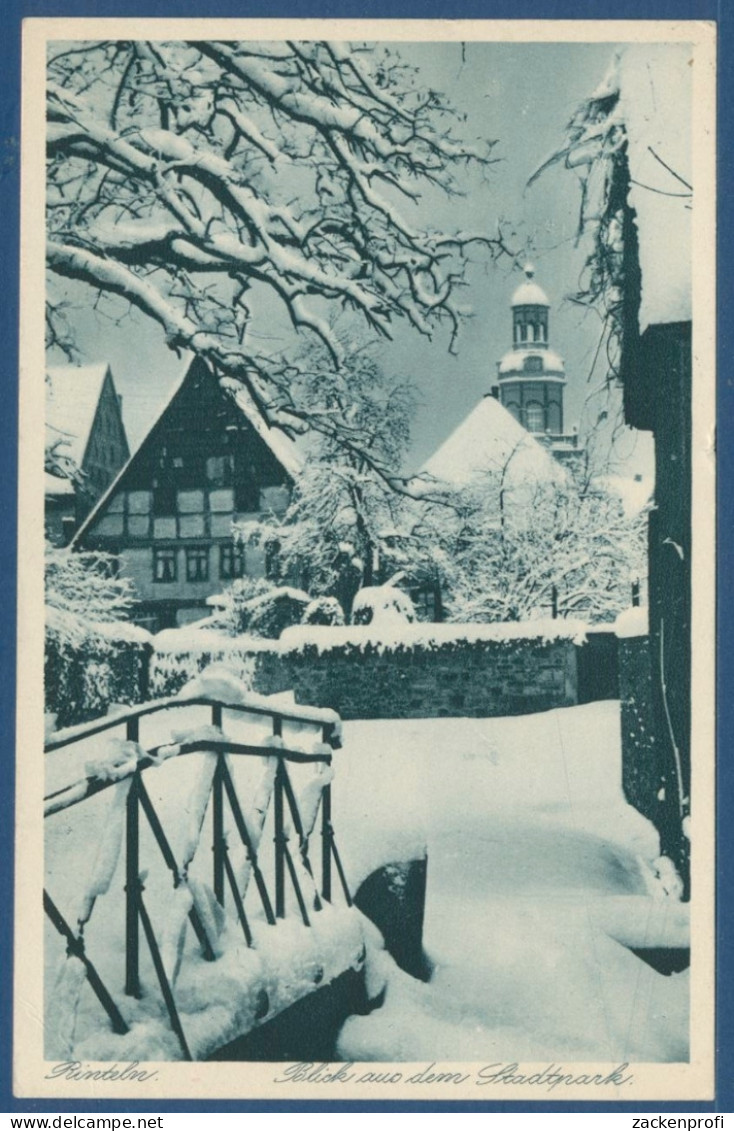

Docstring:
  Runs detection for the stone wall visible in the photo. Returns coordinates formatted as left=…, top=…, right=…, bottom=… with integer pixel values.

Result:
left=254, top=637, right=579, bottom=720
left=46, top=622, right=615, bottom=732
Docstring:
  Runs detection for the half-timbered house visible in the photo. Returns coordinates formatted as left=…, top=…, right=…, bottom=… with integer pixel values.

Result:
left=74, top=357, right=302, bottom=631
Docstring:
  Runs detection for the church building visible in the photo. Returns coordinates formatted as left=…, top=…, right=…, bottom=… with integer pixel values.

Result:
left=422, top=264, right=580, bottom=496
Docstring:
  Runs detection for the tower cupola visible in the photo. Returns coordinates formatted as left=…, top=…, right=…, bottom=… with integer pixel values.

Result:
left=511, top=263, right=550, bottom=346
left=497, top=264, right=566, bottom=436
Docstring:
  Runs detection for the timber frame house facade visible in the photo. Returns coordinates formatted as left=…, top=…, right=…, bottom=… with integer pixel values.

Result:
left=74, top=357, right=302, bottom=632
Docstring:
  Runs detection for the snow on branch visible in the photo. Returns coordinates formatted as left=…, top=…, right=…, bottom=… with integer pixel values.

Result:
left=46, top=39, right=507, bottom=432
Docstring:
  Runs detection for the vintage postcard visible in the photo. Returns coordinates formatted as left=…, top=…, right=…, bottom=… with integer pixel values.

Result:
left=15, top=17, right=716, bottom=1103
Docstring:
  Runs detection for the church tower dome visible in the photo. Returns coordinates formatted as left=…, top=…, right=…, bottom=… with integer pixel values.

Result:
left=497, top=264, right=566, bottom=436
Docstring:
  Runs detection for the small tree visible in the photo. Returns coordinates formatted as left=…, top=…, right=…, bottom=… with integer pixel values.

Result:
left=238, top=344, right=449, bottom=613
left=444, top=477, right=647, bottom=624
left=45, top=545, right=136, bottom=643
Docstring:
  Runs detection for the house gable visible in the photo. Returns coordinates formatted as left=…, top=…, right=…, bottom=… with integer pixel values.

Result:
left=77, top=367, right=131, bottom=515
left=45, top=362, right=131, bottom=543
left=75, top=357, right=301, bottom=629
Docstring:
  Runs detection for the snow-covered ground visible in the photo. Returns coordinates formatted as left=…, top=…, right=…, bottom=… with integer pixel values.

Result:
left=334, top=703, right=688, bottom=1063
left=45, top=697, right=687, bottom=1063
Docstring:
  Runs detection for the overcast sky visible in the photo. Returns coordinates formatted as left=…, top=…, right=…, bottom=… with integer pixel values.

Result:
left=48, top=39, right=656, bottom=478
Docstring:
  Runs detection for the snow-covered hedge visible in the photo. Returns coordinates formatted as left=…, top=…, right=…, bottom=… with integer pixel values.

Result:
left=149, top=628, right=276, bottom=699
left=301, top=596, right=345, bottom=627
left=45, top=611, right=153, bottom=729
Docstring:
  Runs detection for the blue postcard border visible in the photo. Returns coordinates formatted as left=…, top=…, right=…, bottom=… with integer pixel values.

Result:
left=2, top=0, right=728, bottom=1113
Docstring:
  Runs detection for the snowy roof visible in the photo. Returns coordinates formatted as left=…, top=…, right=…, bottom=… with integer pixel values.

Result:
left=420, top=394, right=564, bottom=490
left=46, top=363, right=110, bottom=469
left=498, top=347, right=565, bottom=377
left=228, top=381, right=304, bottom=479
left=512, top=280, right=550, bottom=308
left=73, top=359, right=303, bottom=545
left=511, top=263, right=550, bottom=307
left=44, top=471, right=75, bottom=498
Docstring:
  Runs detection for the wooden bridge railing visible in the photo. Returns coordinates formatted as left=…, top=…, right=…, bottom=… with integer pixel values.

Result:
left=44, top=693, right=352, bottom=1061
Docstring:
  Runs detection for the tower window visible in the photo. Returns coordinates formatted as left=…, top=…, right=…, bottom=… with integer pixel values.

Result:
left=525, top=403, right=545, bottom=433
left=547, top=403, right=562, bottom=433
left=524, top=355, right=544, bottom=374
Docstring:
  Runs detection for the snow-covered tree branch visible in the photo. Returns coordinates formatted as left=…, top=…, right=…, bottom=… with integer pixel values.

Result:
left=45, top=546, right=137, bottom=643
left=46, top=39, right=507, bottom=446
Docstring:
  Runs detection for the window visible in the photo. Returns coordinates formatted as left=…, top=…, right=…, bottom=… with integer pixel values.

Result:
left=413, top=586, right=437, bottom=622
left=186, top=546, right=209, bottom=582
left=524, top=355, right=543, bottom=374
left=206, top=454, right=234, bottom=488
left=153, top=547, right=177, bottom=583
left=220, top=543, right=245, bottom=580
left=525, top=403, right=545, bottom=433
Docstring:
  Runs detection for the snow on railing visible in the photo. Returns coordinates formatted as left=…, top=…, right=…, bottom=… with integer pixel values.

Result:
left=43, top=692, right=352, bottom=1061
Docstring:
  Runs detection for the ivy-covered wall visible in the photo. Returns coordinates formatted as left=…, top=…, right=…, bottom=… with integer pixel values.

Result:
left=46, top=623, right=620, bottom=731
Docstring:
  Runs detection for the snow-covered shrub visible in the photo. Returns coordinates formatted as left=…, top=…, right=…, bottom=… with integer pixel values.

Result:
left=351, top=584, right=416, bottom=627
left=244, top=587, right=311, bottom=639
left=301, top=596, right=345, bottom=627
left=149, top=630, right=262, bottom=699
left=201, top=576, right=309, bottom=639
left=200, top=576, right=273, bottom=636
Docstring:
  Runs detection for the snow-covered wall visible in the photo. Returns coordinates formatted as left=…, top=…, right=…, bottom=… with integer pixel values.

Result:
left=47, top=622, right=625, bottom=729
left=254, top=634, right=580, bottom=720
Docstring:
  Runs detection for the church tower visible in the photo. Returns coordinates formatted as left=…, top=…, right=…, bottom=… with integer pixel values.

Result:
left=496, top=264, right=567, bottom=437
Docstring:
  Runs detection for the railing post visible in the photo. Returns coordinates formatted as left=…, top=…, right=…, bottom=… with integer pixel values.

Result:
left=212, top=755, right=225, bottom=907
left=125, top=717, right=141, bottom=997
left=273, top=716, right=285, bottom=919
left=321, top=783, right=332, bottom=903
left=321, top=726, right=333, bottom=903
left=211, top=704, right=225, bottom=906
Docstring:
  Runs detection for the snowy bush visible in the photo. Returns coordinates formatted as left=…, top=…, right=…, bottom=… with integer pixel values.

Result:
left=201, top=576, right=273, bottom=636
left=244, top=587, right=311, bottom=639
left=351, top=584, right=416, bottom=627
left=149, top=631, right=262, bottom=699
left=202, top=577, right=310, bottom=639
left=301, top=596, right=346, bottom=627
